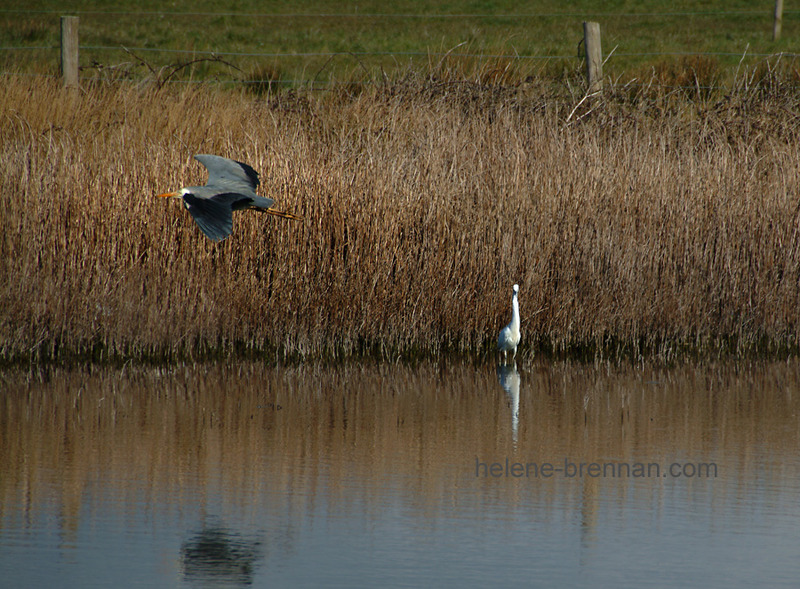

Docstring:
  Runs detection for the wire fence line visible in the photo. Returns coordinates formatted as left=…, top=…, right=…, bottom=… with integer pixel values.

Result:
left=1, top=8, right=796, bottom=18
left=3, top=44, right=796, bottom=63
left=2, top=7, right=796, bottom=89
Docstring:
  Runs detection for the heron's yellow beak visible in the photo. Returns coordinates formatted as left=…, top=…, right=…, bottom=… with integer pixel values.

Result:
left=157, top=191, right=179, bottom=198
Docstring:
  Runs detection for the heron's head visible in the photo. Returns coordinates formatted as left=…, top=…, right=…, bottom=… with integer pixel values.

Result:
left=512, top=284, right=519, bottom=294
left=156, top=188, right=187, bottom=200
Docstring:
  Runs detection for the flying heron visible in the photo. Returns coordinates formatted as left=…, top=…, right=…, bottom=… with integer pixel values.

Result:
left=498, top=283, right=521, bottom=363
left=157, top=154, right=302, bottom=242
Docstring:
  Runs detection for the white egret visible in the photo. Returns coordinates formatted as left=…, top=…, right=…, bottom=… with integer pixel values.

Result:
left=497, top=283, right=520, bottom=363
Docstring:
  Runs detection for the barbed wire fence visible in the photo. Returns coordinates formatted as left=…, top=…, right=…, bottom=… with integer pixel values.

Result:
left=0, top=6, right=797, bottom=92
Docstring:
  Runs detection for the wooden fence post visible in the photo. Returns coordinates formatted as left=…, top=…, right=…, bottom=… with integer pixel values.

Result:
left=60, top=16, right=79, bottom=89
left=773, top=0, right=784, bottom=41
left=583, top=21, right=602, bottom=91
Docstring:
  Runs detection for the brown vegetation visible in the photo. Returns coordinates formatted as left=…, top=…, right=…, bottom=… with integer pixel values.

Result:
left=2, top=68, right=800, bottom=363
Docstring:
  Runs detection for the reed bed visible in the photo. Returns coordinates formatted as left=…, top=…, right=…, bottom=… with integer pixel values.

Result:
left=2, top=69, right=800, bottom=363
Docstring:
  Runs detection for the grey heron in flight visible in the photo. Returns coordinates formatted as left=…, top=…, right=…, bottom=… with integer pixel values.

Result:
left=157, top=154, right=302, bottom=242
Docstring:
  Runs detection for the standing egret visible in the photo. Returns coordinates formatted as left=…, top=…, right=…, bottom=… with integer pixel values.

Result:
left=497, top=283, right=521, bottom=363
left=157, top=154, right=302, bottom=242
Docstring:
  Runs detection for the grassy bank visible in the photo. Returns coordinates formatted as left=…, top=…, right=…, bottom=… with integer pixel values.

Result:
left=2, top=66, right=800, bottom=364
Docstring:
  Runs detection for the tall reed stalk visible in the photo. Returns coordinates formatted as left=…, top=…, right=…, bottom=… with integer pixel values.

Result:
left=2, top=69, right=800, bottom=363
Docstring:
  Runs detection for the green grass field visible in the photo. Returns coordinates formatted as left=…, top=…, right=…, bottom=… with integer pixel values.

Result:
left=2, top=1, right=795, bottom=86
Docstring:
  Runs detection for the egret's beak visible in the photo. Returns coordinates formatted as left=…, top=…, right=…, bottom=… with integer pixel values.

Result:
left=157, top=191, right=179, bottom=198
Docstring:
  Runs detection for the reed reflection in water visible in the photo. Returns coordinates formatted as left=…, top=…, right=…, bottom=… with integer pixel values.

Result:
left=1, top=360, right=799, bottom=587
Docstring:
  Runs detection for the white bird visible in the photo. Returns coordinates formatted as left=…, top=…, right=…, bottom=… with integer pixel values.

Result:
left=497, top=283, right=521, bottom=363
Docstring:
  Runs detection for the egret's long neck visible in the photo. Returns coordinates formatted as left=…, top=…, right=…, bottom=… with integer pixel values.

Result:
left=510, top=294, right=520, bottom=331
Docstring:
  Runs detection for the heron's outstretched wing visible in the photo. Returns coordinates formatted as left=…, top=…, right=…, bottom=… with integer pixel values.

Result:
left=194, top=154, right=260, bottom=196
left=183, top=192, right=249, bottom=242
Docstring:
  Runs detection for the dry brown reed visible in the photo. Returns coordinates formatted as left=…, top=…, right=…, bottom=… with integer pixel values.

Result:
left=2, top=68, right=800, bottom=363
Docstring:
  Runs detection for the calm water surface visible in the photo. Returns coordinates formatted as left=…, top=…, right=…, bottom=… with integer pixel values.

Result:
left=1, top=360, right=799, bottom=588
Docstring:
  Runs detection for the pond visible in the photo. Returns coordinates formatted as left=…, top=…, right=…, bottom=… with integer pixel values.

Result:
left=1, top=360, right=799, bottom=588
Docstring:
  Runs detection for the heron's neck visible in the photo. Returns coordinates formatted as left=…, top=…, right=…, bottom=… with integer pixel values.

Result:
left=510, top=294, right=520, bottom=330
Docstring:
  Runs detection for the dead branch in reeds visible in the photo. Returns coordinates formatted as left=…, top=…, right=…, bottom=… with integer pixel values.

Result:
left=2, top=64, right=800, bottom=364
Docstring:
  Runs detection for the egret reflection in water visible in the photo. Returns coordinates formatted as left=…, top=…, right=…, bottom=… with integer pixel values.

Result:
left=496, top=363, right=521, bottom=442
